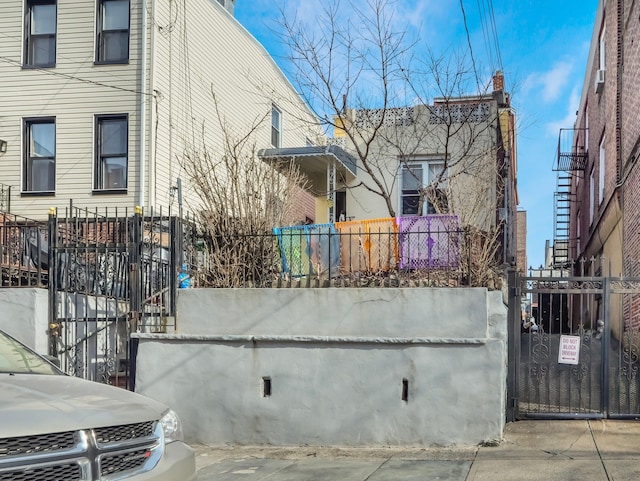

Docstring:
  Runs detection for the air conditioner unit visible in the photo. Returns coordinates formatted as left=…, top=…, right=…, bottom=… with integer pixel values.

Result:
left=594, top=69, right=605, bottom=93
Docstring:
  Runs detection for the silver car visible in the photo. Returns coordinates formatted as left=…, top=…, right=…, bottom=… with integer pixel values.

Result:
left=0, top=328, right=196, bottom=481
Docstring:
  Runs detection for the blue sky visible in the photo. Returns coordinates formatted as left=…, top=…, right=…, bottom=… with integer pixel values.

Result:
left=235, top=0, right=598, bottom=270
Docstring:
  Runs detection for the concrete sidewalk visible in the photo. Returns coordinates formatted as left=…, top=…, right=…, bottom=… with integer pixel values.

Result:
left=194, top=420, right=640, bottom=480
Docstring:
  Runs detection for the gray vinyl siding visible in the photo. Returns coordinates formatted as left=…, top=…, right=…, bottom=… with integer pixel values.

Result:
left=149, top=0, right=322, bottom=213
left=0, top=1, right=144, bottom=219
left=1, top=0, right=319, bottom=220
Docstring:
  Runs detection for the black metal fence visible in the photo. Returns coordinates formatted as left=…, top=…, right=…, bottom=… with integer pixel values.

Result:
left=47, top=205, right=180, bottom=386
left=184, top=225, right=476, bottom=288
left=508, top=269, right=640, bottom=420
left=0, top=212, right=49, bottom=287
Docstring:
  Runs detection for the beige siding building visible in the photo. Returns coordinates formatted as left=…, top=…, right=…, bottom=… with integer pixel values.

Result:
left=0, top=0, right=321, bottom=220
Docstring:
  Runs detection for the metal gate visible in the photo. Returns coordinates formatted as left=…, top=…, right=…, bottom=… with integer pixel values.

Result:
left=48, top=206, right=180, bottom=389
left=508, top=270, right=640, bottom=420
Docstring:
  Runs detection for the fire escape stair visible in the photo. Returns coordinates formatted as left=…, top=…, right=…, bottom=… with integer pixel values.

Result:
left=552, top=128, right=587, bottom=268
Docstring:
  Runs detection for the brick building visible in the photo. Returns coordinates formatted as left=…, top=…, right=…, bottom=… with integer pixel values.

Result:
left=558, top=0, right=640, bottom=336
left=564, top=0, right=640, bottom=277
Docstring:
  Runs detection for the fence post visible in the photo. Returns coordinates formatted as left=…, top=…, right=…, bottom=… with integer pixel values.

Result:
left=129, top=206, right=143, bottom=333
left=47, top=208, right=58, bottom=358
left=169, top=215, right=179, bottom=317
left=506, top=267, right=520, bottom=422
left=127, top=207, right=144, bottom=390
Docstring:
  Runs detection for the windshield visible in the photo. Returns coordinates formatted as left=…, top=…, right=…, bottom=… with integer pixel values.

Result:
left=0, top=330, right=60, bottom=375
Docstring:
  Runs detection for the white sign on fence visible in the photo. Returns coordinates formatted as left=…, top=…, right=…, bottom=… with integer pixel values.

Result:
left=558, top=335, right=581, bottom=365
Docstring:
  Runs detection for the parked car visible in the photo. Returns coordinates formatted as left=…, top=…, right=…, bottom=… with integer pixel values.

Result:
left=0, top=328, right=196, bottom=481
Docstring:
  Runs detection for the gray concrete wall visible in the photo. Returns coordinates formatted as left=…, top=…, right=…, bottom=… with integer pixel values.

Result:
left=134, top=288, right=507, bottom=447
left=0, top=288, right=49, bottom=353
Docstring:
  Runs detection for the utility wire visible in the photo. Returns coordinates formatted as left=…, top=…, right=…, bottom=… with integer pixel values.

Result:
left=486, top=0, right=504, bottom=73
left=459, top=0, right=482, bottom=93
left=0, top=55, right=156, bottom=97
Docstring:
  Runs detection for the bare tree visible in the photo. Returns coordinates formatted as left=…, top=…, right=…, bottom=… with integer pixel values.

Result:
left=278, top=1, right=500, bottom=212
left=180, top=94, right=310, bottom=287
left=277, top=0, right=513, bottom=285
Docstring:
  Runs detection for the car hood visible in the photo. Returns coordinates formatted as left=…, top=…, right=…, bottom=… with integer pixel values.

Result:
left=0, top=373, right=168, bottom=438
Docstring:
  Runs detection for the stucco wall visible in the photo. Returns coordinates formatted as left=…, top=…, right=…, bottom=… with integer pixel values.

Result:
left=0, top=288, right=49, bottom=353
left=134, top=288, right=507, bottom=447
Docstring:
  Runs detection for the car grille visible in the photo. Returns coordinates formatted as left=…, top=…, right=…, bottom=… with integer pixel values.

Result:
left=0, top=421, right=162, bottom=481
left=0, top=431, right=78, bottom=457
left=95, top=421, right=154, bottom=445
left=0, top=462, right=81, bottom=481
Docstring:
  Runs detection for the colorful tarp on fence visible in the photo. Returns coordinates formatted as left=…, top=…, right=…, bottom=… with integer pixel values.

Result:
left=275, top=215, right=460, bottom=277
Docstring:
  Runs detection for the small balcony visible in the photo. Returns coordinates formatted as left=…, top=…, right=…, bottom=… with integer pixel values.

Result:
left=555, top=128, right=588, bottom=171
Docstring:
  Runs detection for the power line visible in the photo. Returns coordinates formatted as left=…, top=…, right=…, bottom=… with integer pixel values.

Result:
left=0, top=55, right=156, bottom=97
left=459, top=0, right=482, bottom=93
left=486, top=0, right=504, bottom=74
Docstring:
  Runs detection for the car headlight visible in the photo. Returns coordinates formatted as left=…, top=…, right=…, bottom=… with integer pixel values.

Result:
left=159, top=409, right=184, bottom=443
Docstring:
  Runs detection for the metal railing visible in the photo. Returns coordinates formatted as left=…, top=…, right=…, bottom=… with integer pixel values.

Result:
left=0, top=212, right=49, bottom=287
left=185, top=226, right=474, bottom=288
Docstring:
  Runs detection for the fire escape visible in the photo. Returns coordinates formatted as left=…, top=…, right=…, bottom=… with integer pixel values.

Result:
left=553, top=128, right=587, bottom=267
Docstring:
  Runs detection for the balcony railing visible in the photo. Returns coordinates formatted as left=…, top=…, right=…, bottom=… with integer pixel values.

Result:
left=555, top=128, right=588, bottom=171
left=0, top=212, right=49, bottom=287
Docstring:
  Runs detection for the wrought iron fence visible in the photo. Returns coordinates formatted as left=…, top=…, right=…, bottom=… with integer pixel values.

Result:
left=48, top=205, right=180, bottom=387
left=0, top=212, right=49, bottom=287
left=184, top=223, right=473, bottom=288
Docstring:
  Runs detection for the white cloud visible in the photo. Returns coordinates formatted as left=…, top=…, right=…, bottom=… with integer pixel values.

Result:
left=393, top=0, right=434, bottom=30
left=524, top=61, right=574, bottom=103
left=546, top=85, right=580, bottom=135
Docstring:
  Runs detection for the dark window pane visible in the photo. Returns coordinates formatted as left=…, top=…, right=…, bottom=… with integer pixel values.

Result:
left=102, top=31, right=129, bottom=61
left=30, top=36, right=55, bottom=66
left=30, top=123, right=55, bottom=157
left=30, top=157, right=55, bottom=191
left=103, top=0, right=129, bottom=30
left=26, top=2, right=56, bottom=66
left=271, top=106, right=281, bottom=147
left=402, top=194, right=419, bottom=215
left=402, top=166, right=422, bottom=191
left=103, top=157, right=127, bottom=189
left=100, top=119, right=127, bottom=154
left=31, top=4, right=56, bottom=35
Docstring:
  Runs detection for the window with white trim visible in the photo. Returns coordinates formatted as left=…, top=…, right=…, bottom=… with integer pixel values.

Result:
left=271, top=105, right=282, bottom=148
left=24, top=118, right=56, bottom=192
left=24, top=0, right=57, bottom=67
left=400, top=160, right=447, bottom=216
left=96, top=0, right=130, bottom=63
left=599, top=24, right=606, bottom=71
left=95, top=115, right=128, bottom=190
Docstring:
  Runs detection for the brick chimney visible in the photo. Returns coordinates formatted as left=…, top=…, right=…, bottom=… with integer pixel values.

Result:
left=493, top=71, right=504, bottom=92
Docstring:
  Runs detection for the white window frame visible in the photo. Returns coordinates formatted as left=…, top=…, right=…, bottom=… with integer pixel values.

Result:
left=271, top=105, right=282, bottom=148
left=399, top=159, right=447, bottom=216
left=599, top=24, right=606, bottom=71
left=585, top=103, right=589, bottom=151
left=95, top=114, right=128, bottom=191
left=23, top=117, right=56, bottom=193
left=599, top=135, right=605, bottom=204
left=96, top=0, right=130, bottom=64
left=24, top=0, right=57, bottom=67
